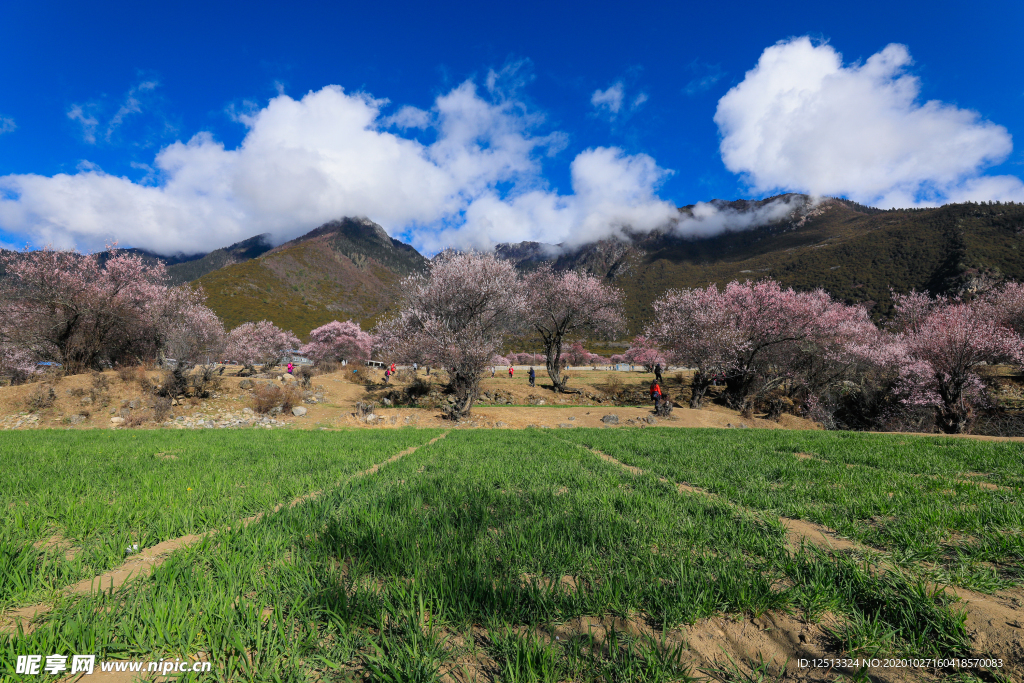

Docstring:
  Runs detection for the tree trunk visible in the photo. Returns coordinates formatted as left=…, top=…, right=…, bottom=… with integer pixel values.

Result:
left=689, top=371, right=712, bottom=409
left=723, top=373, right=750, bottom=410
left=448, top=372, right=478, bottom=419
left=937, top=380, right=971, bottom=434
left=545, top=338, right=566, bottom=392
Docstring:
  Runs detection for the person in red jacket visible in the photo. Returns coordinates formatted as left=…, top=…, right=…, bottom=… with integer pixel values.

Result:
left=508, top=365, right=514, bottom=379
left=650, top=380, right=662, bottom=411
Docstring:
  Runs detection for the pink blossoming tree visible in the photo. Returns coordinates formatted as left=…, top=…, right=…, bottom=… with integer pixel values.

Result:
left=300, top=320, right=372, bottom=365
left=894, top=292, right=1024, bottom=433
left=525, top=266, right=625, bottom=392
left=647, top=286, right=746, bottom=407
left=623, top=335, right=665, bottom=373
left=0, top=246, right=222, bottom=373
left=374, top=251, right=527, bottom=418
left=224, top=320, right=301, bottom=373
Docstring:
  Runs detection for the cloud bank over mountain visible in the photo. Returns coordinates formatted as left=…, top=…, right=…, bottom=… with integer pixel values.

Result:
left=0, top=76, right=677, bottom=256
left=1, top=37, right=1021, bottom=256
left=715, top=37, right=1024, bottom=207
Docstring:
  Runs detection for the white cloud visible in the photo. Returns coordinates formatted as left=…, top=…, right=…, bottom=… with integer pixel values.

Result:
left=67, top=104, right=99, bottom=144
left=672, top=195, right=804, bottom=238
left=106, top=80, right=158, bottom=141
left=715, top=37, right=1024, bottom=206
left=591, top=82, right=625, bottom=115
left=0, top=81, right=679, bottom=255
left=0, top=117, right=15, bottom=135
left=422, top=146, right=679, bottom=252
left=591, top=81, right=649, bottom=122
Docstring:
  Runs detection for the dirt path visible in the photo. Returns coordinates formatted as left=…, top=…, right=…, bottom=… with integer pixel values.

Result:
left=0, top=432, right=448, bottom=637
left=567, top=439, right=1024, bottom=679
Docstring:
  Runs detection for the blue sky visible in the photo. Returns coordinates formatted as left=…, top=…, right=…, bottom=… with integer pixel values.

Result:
left=1, top=0, right=1022, bottom=255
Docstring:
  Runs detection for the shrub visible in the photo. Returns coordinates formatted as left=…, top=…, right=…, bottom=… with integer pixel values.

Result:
left=152, top=396, right=172, bottom=423
left=26, top=386, right=56, bottom=411
left=345, top=366, right=374, bottom=386
left=188, top=365, right=220, bottom=398
left=124, top=411, right=148, bottom=428
left=9, top=368, right=31, bottom=386
left=90, top=371, right=110, bottom=393
left=316, top=360, right=339, bottom=374
left=157, top=368, right=189, bottom=399
left=280, top=386, right=303, bottom=412
left=117, top=364, right=144, bottom=384
left=251, top=383, right=283, bottom=414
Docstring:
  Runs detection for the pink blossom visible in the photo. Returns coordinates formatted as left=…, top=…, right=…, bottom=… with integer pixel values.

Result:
left=525, top=266, right=625, bottom=392
left=0, top=245, right=221, bottom=373
left=374, top=251, right=527, bottom=417
left=225, top=320, right=301, bottom=371
left=300, top=320, right=372, bottom=364
left=624, top=335, right=665, bottom=373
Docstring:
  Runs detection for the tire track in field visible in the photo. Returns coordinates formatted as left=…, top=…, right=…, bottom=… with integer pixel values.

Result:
left=558, top=436, right=1024, bottom=676
left=0, top=431, right=448, bottom=636
left=792, top=452, right=1018, bottom=493
left=563, top=438, right=860, bottom=553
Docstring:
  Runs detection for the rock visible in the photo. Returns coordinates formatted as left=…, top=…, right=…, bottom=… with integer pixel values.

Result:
left=128, top=399, right=141, bottom=410
left=601, top=414, right=619, bottom=424
left=243, top=407, right=254, bottom=414
left=110, top=408, right=118, bottom=415
left=495, top=421, right=508, bottom=428
left=110, top=417, right=125, bottom=425
left=381, top=398, right=392, bottom=406
left=80, top=396, right=93, bottom=406
left=291, top=406, right=307, bottom=417
left=69, top=414, right=86, bottom=425
left=239, top=379, right=253, bottom=389
left=270, top=406, right=283, bottom=415
left=558, top=423, right=575, bottom=429
left=646, top=416, right=657, bottom=424
left=568, top=416, right=575, bottom=421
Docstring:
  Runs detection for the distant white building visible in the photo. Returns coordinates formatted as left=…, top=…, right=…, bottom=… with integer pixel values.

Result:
left=280, top=350, right=314, bottom=366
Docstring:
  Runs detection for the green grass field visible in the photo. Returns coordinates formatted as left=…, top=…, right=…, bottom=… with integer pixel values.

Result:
left=1, top=428, right=1021, bottom=682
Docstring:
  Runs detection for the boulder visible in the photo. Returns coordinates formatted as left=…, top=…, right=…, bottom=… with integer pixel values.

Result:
left=69, top=414, right=86, bottom=425
left=601, top=414, right=619, bottom=424
left=110, top=417, right=125, bottom=425
left=239, top=379, right=254, bottom=389
left=291, top=406, right=307, bottom=417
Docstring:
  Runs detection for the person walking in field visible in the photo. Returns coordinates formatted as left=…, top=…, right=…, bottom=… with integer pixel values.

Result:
left=491, top=366, right=496, bottom=378
left=384, top=366, right=391, bottom=384
left=287, top=362, right=294, bottom=375
left=650, top=380, right=663, bottom=412
left=508, top=365, right=514, bottom=379
left=654, top=362, right=663, bottom=384
left=529, top=366, right=535, bottom=387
